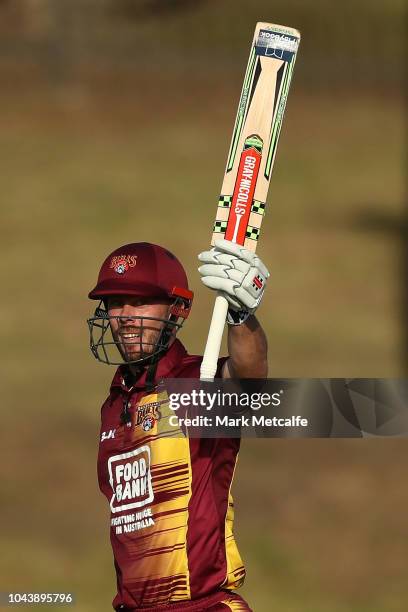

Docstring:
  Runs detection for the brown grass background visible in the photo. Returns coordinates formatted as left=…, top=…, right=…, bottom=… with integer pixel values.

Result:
left=0, top=1, right=406, bottom=610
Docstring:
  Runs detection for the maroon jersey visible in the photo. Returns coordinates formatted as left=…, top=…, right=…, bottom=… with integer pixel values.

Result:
left=97, top=340, right=246, bottom=611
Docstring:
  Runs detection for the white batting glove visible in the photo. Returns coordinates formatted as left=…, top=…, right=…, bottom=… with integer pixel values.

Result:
left=198, top=239, right=269, bottom=323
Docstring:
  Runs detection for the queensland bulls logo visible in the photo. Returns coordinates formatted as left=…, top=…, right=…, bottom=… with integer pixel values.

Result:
left=110, top=255, right=137, bottom=275
left=136, top=401, right=161, bottom=431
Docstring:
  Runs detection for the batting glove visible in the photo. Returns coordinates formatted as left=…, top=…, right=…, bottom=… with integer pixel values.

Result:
left=198, top=239, right=269, bottom=324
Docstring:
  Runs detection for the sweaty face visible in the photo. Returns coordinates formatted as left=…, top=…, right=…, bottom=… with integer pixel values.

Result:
left=107, top=296, right=171, bottom=362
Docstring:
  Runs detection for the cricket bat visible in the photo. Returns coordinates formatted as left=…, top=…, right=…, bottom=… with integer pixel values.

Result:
left=200, top=22, right=301, bottom=381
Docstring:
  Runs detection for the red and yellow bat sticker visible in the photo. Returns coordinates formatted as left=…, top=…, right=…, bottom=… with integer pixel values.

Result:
left=225, top=144, right=262, bottom=245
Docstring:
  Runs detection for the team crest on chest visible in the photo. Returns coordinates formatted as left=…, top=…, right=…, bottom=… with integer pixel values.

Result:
left=135, top=401, right=161, bottom=431
left=110, top=254, right=137, bottom=275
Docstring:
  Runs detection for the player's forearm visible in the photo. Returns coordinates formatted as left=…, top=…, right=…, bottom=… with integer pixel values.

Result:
left=226, top=315, right=268, bottom=378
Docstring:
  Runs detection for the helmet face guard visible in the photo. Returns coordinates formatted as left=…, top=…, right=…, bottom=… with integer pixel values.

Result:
left=87, top=290, right=192, bottom=366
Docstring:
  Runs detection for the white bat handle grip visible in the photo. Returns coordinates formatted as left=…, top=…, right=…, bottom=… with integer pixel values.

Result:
left=200, top=293, right=229, bottom=381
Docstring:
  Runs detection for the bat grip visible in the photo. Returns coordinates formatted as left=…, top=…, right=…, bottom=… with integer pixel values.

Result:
left=200, top=293, right=229, bottom=381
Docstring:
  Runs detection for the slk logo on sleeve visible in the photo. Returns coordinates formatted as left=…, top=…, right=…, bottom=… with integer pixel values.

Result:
left=101, top=429, right=116, bottom=442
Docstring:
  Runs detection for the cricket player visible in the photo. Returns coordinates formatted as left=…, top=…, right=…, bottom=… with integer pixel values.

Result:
left=87, top=240, right=269, bottom=611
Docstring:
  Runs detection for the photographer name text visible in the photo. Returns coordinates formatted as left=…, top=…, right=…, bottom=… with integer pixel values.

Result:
left=169, top=415, right=308, bottom=428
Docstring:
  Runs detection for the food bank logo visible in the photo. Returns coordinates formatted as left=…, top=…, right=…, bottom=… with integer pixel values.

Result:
left=108, top=446, right=154, bottom=513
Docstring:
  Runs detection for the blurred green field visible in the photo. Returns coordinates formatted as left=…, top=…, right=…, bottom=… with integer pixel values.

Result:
left=0, top=83, right=405, bottom=612
left=0, top=1, right=406, bottom=611
left=0, top=86, right=404, bottom=378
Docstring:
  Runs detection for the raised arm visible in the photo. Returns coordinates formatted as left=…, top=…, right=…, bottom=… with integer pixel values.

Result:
left=223, top=315, right=268, bottom=379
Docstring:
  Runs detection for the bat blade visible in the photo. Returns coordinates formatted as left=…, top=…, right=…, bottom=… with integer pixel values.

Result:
left=211, top=22, right=300, bottom=251
left=200, top=22, right=300, bottom=381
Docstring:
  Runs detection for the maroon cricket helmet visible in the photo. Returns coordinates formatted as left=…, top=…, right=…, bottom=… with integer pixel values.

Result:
left=88, top=242, right=194, bottom=310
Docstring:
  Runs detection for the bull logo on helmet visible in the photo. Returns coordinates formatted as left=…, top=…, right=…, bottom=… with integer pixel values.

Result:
left=110, top=255, right=137, bottom=275
left=114, top=260, right=128, bottom=274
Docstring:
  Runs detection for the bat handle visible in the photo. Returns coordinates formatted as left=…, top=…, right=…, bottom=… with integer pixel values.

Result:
left=200, top=292, right=229, bottom=381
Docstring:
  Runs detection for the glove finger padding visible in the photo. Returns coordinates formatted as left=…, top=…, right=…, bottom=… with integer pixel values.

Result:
left=198, top=264, right=247, bottom=284
left=198, top=251, right=250, bottom=274
left=198, top=249, right=227, bottom=264
left=200, top=276, right=244, bottom=311
left=200, top=276, right=238, bottom=293
left=198, top=263, right=230, bottom=279
left=213, top=239, right=256, bottom=265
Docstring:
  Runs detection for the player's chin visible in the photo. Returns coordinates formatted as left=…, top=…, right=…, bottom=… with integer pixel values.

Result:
left=121, top=343, right=154, bottom=362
